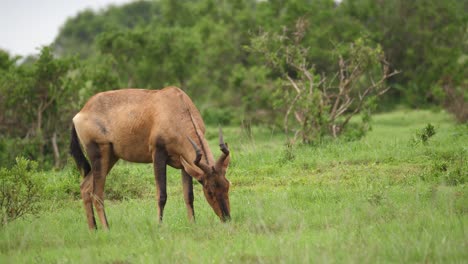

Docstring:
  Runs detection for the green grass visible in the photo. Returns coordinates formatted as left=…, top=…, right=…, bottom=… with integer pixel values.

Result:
left=1, top=109, right=467, bottom=263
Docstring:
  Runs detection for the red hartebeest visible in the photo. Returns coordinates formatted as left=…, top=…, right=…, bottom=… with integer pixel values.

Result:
left=69, top=87, right=231, bottom=230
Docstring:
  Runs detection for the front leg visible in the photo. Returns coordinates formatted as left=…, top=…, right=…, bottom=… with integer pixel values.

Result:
left=182, top=169, right=195, bottom=222
left=153, top=147, right=168, bottom=223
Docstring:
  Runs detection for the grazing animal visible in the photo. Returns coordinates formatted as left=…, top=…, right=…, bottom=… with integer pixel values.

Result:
left=69, top=87, right=231, bottom=230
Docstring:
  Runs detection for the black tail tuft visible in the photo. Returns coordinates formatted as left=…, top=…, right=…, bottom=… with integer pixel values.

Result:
left=70, top=124, right=91, bottom=177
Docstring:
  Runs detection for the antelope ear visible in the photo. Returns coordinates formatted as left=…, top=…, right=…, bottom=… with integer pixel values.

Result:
left=222, top=154, right=230, bottom=169
left=181, top=157, right=204, bottom=180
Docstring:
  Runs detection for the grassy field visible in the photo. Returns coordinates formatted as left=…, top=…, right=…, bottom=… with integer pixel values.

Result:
left=1, top=109, right=467, bottom=263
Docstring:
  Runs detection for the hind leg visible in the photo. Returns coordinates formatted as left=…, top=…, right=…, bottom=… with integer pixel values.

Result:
left=87, top=142, right=118, bottom=230
left=80, top=171, right=96, bottom=230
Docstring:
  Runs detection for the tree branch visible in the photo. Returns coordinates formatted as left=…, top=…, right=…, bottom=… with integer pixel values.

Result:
left=286, top=75, right=302, bottom=94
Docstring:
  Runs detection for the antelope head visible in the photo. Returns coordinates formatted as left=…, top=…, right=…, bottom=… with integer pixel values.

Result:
left=188, top=128, right=231, bottom=221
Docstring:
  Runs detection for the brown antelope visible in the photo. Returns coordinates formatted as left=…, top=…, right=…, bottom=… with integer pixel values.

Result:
left=69, top=87, right=231, bottom=230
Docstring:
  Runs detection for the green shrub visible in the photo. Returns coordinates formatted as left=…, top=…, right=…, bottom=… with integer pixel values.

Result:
left=420, top=149, right=467, bottom=186
left=38, top=163, right=154, bottom=202
left=0, top=157, right=43, bottom=225
left=341, top=122, right=369, bottom=142
left=278, top=142, right=296, bottom=164
left=412, top=123, right=436, bottom=145
left=443, top=152, right=467, bottom=186
left=105, top=165, right=154, bottom=200
left=41, top=164, right=81, bottom=200
left=0, top=136, right=58, bottom=169
left=202, top=107, right=236, bottom=126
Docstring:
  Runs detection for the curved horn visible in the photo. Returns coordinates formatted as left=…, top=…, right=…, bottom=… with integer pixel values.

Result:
left=219, top=127, right=230, bottom=156
left=217, top=128, right=230, bottom=168
left=187, top=137, right=211, bottom=174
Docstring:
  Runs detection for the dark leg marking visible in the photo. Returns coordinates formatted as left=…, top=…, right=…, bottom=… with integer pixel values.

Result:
left=182, top=169, right=195, bottom=222
left=154, top=138, right=168, bottom=222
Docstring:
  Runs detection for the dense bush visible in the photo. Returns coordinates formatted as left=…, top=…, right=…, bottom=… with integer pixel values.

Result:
left=249, top=20, right=398, bottom=143
left=0, top=158, right=43, bottom=225
left=342, top=0, right=467, bottom=108
left=442, top=84, right=467, bottom=123
left=201, top=107, right=237, bottom=126
left=420, top=148, right=467, bottom=186
left=36, top=163, right=154, bottom=202
left=105, top=165, right=155, bottom=201
left=39, top=164, right=82, bottom=200
left=0, top=48, right=120, bottom=169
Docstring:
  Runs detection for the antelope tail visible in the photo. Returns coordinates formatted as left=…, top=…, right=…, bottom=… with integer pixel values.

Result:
left=70, top=124, right=91, bottom=177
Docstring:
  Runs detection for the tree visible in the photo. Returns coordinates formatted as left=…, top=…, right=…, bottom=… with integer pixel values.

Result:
left=0, top=46, right=120, bottom=168
left=341, top=0, right=467, bottom=107
left=0, top=47, right=80, bottom=166
left=53, top=1, right=158, bottom=58
left=249, top=19, right=399, bottom=143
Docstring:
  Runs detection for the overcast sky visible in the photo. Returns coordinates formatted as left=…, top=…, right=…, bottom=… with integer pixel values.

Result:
left=0, top=0, right=132, bottom=56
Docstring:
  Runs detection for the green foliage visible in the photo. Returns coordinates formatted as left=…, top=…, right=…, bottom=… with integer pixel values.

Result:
left=0, top=158, right=42, bottom=225
left=278, top=142, right=296, bottom=164
left=0, top=137, right=44, bottom=168
left=73, top=55, right=121, bottom=108
left=0, top=50, right=19, bottom=71
left=95, top=28, right=149, bottom=87
left=441, top=81, right=468, bottom=123
left=39, top=165, right=82, bottom=201
left=48, top=0, right=467, bottom=113
left=0, top=47, right=80, bottom=167
left=105, top=165, right=154, bottom=201
left=412, top=123, right=436, bottom=145
left=51, top=0, right=366, bottom=111
left=420, top=148, right=467, bottom=186
left=201, top=107, right=236, bottom=126
left=0, top=47, right=120, bottom=169
left=342, top=0, right=467, bottom=107
left=249, top=22, right=396, bottom=143
left=53, top=1, right=157, bottom=58
left=420, top=123, right=436, bottom=144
